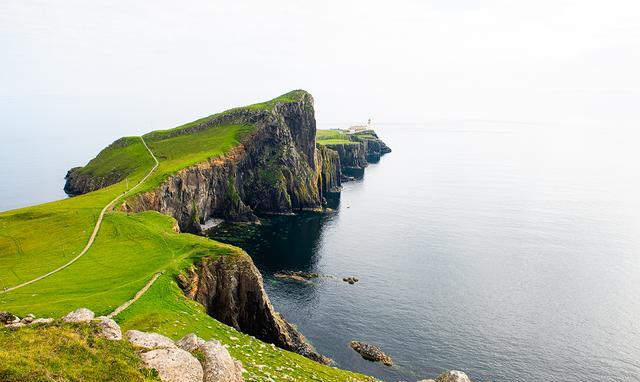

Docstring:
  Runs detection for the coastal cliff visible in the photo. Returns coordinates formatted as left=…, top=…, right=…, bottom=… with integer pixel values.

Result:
left=59, top=90, right=390, bottom=365
left=177, top=254, right=331, bottom=365
left=316, top=129, right=391, bottom=172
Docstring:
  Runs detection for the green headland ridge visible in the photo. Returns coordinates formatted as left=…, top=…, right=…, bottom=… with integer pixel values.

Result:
left=0, top=90, right=393, bottom=382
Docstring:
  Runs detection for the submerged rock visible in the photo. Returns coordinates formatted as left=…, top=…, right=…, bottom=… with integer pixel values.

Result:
left=198, top=340, right=244, bottom=382
left=349, top=341, right=393, bottom=366
left=126, top=330, right=176, bottom=349
left=274, top=271, right=319, bottom=283
left=140, top=347, right=204, bottom=382
left=62, top=308, right=95, bottom=323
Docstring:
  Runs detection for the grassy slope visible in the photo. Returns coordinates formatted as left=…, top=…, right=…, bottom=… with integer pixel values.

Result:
left=316, top=129, right=359, bottom=145
left=0, top=323, right=160, bottom=382
left=0, top=91, right=377, bottom=382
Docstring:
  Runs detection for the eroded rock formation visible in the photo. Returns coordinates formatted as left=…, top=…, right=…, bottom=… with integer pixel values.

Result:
left=177, top=254, right=331, bottom=365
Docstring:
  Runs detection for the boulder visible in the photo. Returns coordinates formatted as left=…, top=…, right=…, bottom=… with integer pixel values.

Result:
left=126, top=330, right=176, bottom=349
left=5, top=322, right=25, bottom=329
left=31, top=318, right=54, bottom=325
left=349, top=341, right=393, bottom=366
left=176, top=333, right=205, bottom=352
left=0, top=312, right=20, bottom=325
left=95, top=316, right=122, bottom=340
left=62, top=308, right=95, bottom=323
left=140, top=347, right=204, bottom=382
left=433, top=370, right=472, bottom=382
left=199, top=340, right=244, bottom=382
left=20, top=313, right=35, bottom=324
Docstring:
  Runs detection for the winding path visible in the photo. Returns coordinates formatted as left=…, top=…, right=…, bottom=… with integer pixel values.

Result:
left=0, top=137, right=159, bottom=295
left=106, top=271, right=162, bottom=318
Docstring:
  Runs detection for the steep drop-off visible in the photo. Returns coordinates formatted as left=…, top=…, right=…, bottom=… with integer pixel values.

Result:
left=177, top=254, right=331, bottom=365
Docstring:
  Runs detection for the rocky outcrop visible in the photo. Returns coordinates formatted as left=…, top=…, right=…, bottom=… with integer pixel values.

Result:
left=199, top=339, right=244, bottom=382
left=349, top=341, right=393, bottom=366
left=322, top=130, right=391, bottom=173
left=126, top=330, right=177, bottom=349
left=324, top=143, right=368, bottom=170
left=96, top=316, right=122, bottom=340
left=62, top=308, right=95, bottom=323
left=177, top=254, right=330, bottom=365
left=120, top=92, right=338, bottom=233
left=141, top=348, right=204, bottom=382
left=64, top=137, right=140, bottom=195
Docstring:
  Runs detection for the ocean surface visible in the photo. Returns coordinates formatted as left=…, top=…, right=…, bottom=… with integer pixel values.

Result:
left=3, top=122, right=640, bottom=381
left=209, top=123, right=640, bottom=382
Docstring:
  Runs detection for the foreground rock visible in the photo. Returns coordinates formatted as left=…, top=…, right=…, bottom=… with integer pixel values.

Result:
left=126, top=330, right=176, bottom=349
left=95, top=316, right=122, bottom=340
left=176, top=333, right=205, bottom=352
left=0, top=312, right=20, bottom=325
left=349, top=341, right=393, bottom=366
left=199, top=340, right=244, bottom=382
left=141, top=347, right=204, bottom=382
left=418, top=370, right=473, bottom=382
left=178, top=255, right=331, bottom=364
left=62, top=308, right=95, bottom=323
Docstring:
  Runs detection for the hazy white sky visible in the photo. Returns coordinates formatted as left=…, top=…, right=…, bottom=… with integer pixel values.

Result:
left=1, top=0, right=639, bottom=139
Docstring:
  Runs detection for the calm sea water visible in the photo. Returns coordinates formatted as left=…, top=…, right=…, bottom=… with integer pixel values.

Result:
left=210, top=124, right=640, bottom=382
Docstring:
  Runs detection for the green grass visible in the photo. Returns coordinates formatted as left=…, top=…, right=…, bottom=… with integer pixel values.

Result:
left=0, top=90, right=378, bottom=382
left=116, top=272, right=377, bottom=382
left=316, top=129, right=359, bottom=146
left=0, top=322, right=160, bottom=382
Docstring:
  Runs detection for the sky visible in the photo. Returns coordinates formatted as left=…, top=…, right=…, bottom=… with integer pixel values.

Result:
left=1, top=0, right=639, bottom=209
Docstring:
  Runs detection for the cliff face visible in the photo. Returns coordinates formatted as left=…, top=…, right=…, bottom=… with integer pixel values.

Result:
left=323, top=130, right=392, bottom=172
left=122, top=93, right=340, bottom=233
left=177, top=254, right=331, bottom=365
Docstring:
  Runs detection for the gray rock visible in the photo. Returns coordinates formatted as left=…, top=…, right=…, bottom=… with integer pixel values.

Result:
left=140, top=347, right=203, bottom=382
left=21, top=314, right=35, bottom=324
left=30, top=318, right=54, bottom=325
left=199, top=340, right=244, bottom=382
left=62, top=308, right=95, bottom=323
left=5, top=322, right=25, bottom=329
left=126, top=330, right=175, bottom=349
left=0, top=312, right=20, bottom=325
left=349, top=341, right=393, bottom=366
left=434, top=370, right=473, bottom=382
left=176, top=333, right=205, bottom=352
left=95, top=316, right=122, bottom=340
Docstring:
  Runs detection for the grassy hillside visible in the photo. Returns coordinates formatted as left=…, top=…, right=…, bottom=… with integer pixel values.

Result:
left=316, top=129, right=359, bottom=145
left=0, top=323, right=160, bottom=382
left=0, top=91, right=377, bottom=382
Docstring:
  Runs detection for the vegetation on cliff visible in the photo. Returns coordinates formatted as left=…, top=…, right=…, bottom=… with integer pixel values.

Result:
left=0, top=90, right=376, bottom=381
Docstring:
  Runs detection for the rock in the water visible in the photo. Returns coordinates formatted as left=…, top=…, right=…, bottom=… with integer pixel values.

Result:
left=176, top=333, right=205, bottom=352
left=349, top=341, right=393, bottom=366
left=433, top=370, right=473, bottom=382
left=30, top=318, right=54, bottom=325
left=273, top=272, right=315, bottom=283
left=342, top=277, right=358, bottom=284
left=95, top=316, right=122, bottom=340
left=0, top=312, right=20, bottom=325
left=140, top=347, right=204, bottom=382
left=126, top=330, right=176, bottom=349
left=199, top=340, right=244, bottom=382
left=62, top=308, right=95, bottom=323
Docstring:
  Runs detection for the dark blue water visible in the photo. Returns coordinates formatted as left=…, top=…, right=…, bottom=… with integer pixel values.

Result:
left=210, top=124, right=640, bottom=382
